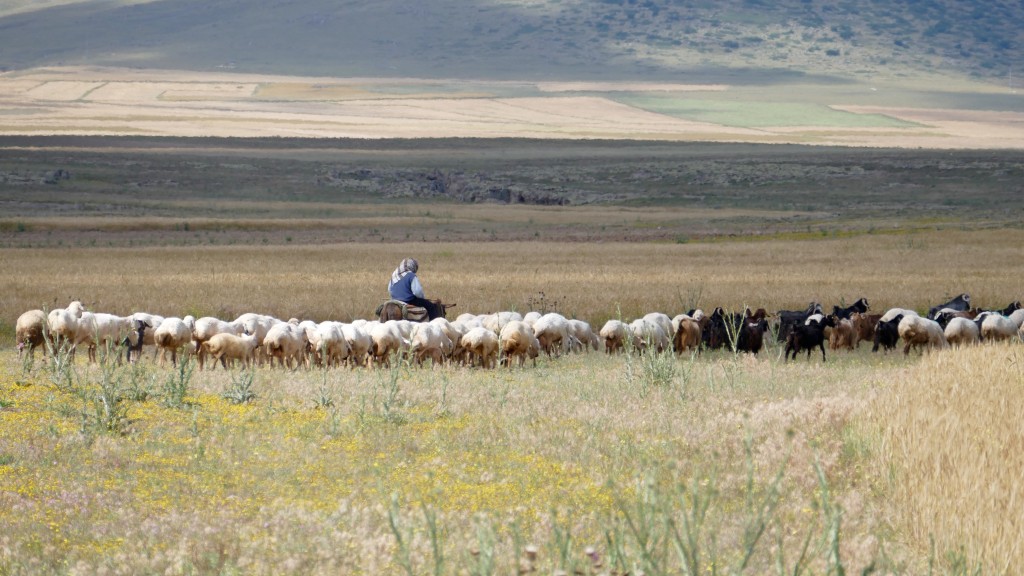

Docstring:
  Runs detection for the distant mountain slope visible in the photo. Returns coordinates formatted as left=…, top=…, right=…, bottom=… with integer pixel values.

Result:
left=0, top=0, right=1019, bottom=84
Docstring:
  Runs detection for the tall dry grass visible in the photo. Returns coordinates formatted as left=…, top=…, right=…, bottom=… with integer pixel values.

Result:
left=3, top=229, right=1023, bottom=334
left=879, top=343, right=1024, bottom=573
left=0, top=343, right=894, bottom=574
left=3, top=227, right=1023, bottom=571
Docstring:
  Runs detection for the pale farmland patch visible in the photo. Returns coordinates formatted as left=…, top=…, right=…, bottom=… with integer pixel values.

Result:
left=83, top=81, right=259, bottom=102
left=835, top=105, right=1024, bottom=148
left=1, top=66, right=1022, bottom=146
left=535, top=81, right=729, bottom=92
left=159, top=82, right=259, bottom=101
left=25, top=80, right=105, bottom=101
left=84, top=81, right=179, bottom=101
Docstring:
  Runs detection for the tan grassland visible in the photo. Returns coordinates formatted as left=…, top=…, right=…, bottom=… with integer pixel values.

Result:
left=881, top=344, right=1024, bottom=573
left=1, top=66, right=1022, bottom=147
left=4, top=229, right=1023, bottom=327
left=1, top=229, right=1023, bottom=573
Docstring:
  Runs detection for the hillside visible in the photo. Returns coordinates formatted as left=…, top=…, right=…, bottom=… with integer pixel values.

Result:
left=0, top=0, right=1020, bottom=84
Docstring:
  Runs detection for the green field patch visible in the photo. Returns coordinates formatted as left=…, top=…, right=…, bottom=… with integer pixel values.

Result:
left=615, top=95, right=918, bottom=128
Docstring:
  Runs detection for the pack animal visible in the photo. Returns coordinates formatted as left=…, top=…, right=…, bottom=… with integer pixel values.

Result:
left=378, top=300, right=454, bottom=322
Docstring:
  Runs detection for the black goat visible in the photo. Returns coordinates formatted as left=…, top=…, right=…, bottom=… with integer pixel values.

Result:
left=784, top=316, right=835, bottom=361
left=702, top=307, right=730, bottom=350
left=737, top=318, right=769, bottom=355
left=776, top=302, right=822, bottom=343
left=998, top=300, right=1022, bottom=316
left=831, top=297, right=870, bottom=320
left=871, top=315, right=903, bottom=353
left=122, top=321, right=151, bottom=364
left=928, top=293, right=970, bottom=319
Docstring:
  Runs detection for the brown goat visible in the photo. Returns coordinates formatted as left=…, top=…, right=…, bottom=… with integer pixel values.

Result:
left=850, top=313, right=881, bottom=347
left=828, top=316, right=858, bottom=351
left=672, top=317, right=702, bottom=354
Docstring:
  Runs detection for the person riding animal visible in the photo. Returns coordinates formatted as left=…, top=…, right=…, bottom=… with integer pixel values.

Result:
left=387, top=258, right=443, bottom=320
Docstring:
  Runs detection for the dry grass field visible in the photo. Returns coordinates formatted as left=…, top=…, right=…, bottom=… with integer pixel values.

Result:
left=2, top=229, right=1023, bottom=573
left=3, top=229, right=1024, bottom=333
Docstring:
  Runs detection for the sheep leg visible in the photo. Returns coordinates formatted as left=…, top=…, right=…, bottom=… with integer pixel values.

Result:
left=819, top=342, right=826, bottom=362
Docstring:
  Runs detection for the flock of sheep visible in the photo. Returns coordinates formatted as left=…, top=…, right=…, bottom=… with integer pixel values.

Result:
left=12, top=293, right=1024, bottom=371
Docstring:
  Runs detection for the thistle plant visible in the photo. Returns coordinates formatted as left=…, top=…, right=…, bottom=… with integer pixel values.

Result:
left=161, top=352, right=195, bottom=408
left=222, top=369, right=256, bottom=404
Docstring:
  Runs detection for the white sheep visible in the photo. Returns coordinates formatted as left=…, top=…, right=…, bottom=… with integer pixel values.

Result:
left=454, top=312, right=480, bottom=324
left=293, top=320, right=320, bottom=366
left=46, top=300, right=86, bottom=353
left=264, top=322, right=309, bottom=369
left=599, top=320, right=629, bottom=354
left=1009, top=309, right=1024, bottom=330
left=642, top=313, right=673, bottom=342
left=499, top=320, right=540, bottom=368
left=340, top=323, right=372, bottom=368
left=430, top=317, right=466, bottom=361
left=192, top=317, right=244, bottom=369
left=75, top=312, right=135, bottom=363
left=202, top=332, right=260, bottom=370
left=629, top=318, right=668, bottom=353
left=235, top=313, right=283, bottom=365
left=461, top=327, right=499, bottom=369
left=522, top=311, right=542, bottom=328
left=943, top=317, right=980, bottom=348
left=897, top=315, right=947, bottom=355
left=567, top=319, right=599, bottom=353
left=532, top=312, right=575, bottom=357
left=15, top=309, right=47, bottom=359
left=410, top=323, right=453, bottom=366
left=309, top=321, right=351, bottom=368
left=482, top=312, right=521, bottom=335
left=153, top=316, right=197, bottom=366
left=978, top=312, right=1018, bottom=343
left=392, top=320, right=418, bottom=348
left=881, top=308, right=919, bottom=323
left=452, top=316, right=483, bottom=334
left=369, top=321, right=406, bottom=366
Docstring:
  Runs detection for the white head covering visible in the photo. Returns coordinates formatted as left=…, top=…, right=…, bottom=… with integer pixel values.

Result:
left=390, top=258, right=419, bottom=285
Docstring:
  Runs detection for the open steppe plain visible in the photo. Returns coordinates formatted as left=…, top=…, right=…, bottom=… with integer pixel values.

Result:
left=1, top=67, right=1024, bottom=573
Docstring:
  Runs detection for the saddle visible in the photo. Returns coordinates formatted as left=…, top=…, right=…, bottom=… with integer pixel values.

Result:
left=375, top=299, right=429, bottom=322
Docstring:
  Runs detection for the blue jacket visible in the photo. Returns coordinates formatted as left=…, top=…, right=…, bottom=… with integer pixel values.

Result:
left=389, top=273, right=425, bottom=302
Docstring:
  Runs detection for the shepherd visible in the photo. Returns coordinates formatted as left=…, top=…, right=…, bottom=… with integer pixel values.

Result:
left=386, top=257, right=443, bottom=320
